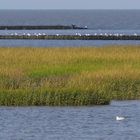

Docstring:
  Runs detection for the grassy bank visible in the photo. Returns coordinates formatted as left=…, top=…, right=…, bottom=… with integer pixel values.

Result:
left=0, top=46, right=140, bottom=106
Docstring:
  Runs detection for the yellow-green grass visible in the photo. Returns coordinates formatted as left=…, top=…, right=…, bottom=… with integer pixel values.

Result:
left=0, top=46, right=140, bottom=106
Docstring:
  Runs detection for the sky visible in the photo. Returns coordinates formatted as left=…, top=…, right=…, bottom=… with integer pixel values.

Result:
left=0, top=0, right=140, bottom=9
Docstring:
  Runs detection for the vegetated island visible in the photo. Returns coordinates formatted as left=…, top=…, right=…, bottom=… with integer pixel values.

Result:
left=0, top=46, right=140, bottom=106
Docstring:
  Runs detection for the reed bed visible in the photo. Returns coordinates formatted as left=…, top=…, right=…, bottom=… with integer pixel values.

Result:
left=0, top=46, right=140, bottom=106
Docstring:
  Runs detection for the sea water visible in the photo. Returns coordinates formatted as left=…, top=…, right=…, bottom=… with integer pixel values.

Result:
left=0, top=10, right=140, bottom=47
left=0, top=101, right=140, bottom=140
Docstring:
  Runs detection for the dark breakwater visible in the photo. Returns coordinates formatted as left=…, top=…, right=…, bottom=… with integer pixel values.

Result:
left=0, top=25, right=87, bottom=30
left=0, top=34, right=140, bottom=40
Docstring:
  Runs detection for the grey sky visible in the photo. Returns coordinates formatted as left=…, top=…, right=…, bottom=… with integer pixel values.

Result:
left=0, top=0, right=140, bottom=9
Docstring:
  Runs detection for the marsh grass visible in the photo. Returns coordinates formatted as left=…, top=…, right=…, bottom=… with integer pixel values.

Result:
left=0, top=46, right=140, bottom=106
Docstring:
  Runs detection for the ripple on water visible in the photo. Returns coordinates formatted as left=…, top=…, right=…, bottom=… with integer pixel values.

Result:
left=0, top=101, right=140, bottom=140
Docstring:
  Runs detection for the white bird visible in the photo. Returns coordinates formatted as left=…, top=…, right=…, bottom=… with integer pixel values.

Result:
left=78, top=33, right=81, bottom=36
left=14, top=33, right=18, bottom=36
left=85, top=26, right=88, bottom=29
left=34, top=33, right=38, bottom=36
left=27, top=33, right=31, bottom=36
left=115, top=33, right=119, bottom=37
left=76, top=33, right=81, bottom=36
left=85, top=34, right=90, bottom=36
left=116, top=116, right=125, bottom=121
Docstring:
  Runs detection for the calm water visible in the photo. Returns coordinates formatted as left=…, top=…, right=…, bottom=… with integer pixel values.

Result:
left=1, top=10, right=140, bottom=30
left=0, top=101, right=140, bottom=140
left=0, top=10, right=140, bottom=47
left=1, top=40, right=140, bottom=47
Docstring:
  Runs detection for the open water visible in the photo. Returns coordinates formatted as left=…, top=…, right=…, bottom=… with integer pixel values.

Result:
left=0, top=101, right=140, bottom=140
left=0, top=10, right=140, bottom=47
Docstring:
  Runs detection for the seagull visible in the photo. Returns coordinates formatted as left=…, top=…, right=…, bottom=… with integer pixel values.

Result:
left=27, top=33, right=31, bottom=36
left=85, top=34, right=90, bottom=36
left=84, top=26, right=88, bottom=29
left=78, top=33, right=81, bottom=36
left=14, top=32, right=18, bottom=36
left=76, top=33, right=81, bottom=36
left=116, top=116, right=125, bottom=121
left=115, top=33, right=119, bottom=37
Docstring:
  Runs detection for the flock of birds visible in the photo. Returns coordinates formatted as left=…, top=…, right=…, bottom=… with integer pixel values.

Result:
left=8, top=32, right=139, bottom=37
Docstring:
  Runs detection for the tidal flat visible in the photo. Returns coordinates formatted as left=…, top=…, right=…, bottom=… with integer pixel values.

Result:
left=0, top=46, right=140, bottom=106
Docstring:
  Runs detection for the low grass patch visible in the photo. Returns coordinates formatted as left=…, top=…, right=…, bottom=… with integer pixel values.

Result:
left=0, top=46, right=140, bottom=106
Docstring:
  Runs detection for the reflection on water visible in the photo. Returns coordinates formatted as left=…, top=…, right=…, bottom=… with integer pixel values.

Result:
left=0, top=101, right=140, bottom=140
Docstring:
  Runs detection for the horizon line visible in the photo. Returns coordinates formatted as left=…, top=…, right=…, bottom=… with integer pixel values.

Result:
left=0, top=8, right=140, bottom=10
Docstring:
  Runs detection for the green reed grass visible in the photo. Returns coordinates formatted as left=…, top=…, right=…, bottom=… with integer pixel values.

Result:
left=0, top=46, right=140, bottom=106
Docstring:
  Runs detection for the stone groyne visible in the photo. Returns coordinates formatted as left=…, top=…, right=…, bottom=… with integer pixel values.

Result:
left=0, top=25, right=88, bottom=30
left=0, top=35, right=140, bottom=40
